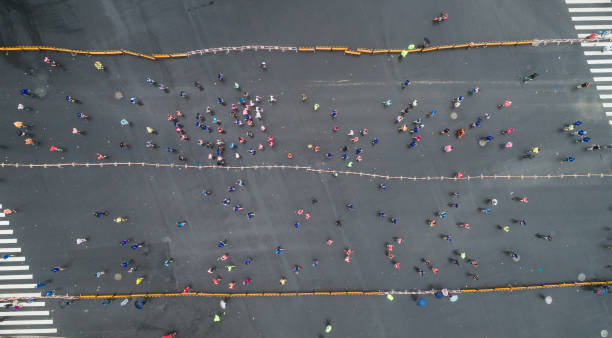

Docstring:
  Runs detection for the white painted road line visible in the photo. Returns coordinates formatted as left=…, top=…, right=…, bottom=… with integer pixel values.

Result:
left=0, top=301, right=45, bottom=307
left=566, top=0, right=612, bottom=3
left=0, top=274, right=32, bottom=280
left=603, top=102, right=612, bottom=107
left=0, top=284, right=36, bottom=289
left=0, top=248, right=20, bottom=253
left=0, top=319, right=53, bottom=325
left=0, top=328, right=57, bottom=334
left=0, top=257, right=25, bottom=263
left=585, top=51, right=612, bottom=55
left=606, top=112, right=612, bottom=116
left=0, top=214, right=4, bottom=218
left=609, top=120, right=612, bottom=124
left=575, top=25, right=612, bottom=30
left=597, top=85, right=612, bottom=89
left=0, top=266, right=28, bottom=271
left=572, top=16, right=612, bottom=21
left=591, top=68, right=612, bottom=73
left=0, top=230, right=13, bottom=235
left=0, top=221, right=8, bottom=226
left=0, top=239, right=17, bottom=244
left=570, top=7, right=612, bottom=12
left=587, top=59, right=612, bottom=64
left=593, top=76, right=612, bottom=81
left=0, top=293, right=40, bottom=298
left=600, top=94, right=612, bottom=99
left=0, top=311, right=49, bottom=316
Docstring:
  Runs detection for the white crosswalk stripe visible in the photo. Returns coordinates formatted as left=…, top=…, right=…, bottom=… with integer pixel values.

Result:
left=0, top=302, right=45, bottom=307
left=0, top=266, right=28, bottom=271
left=0, top=257, right=26, bottom=263
left=0, top=293, right=40, bottom=298
left=587, top=59, right=612, bottom=64
left=570, top=7, right=612, bottom=12
left=585, top=50, right=612, bottom=55
left=0, top=275, right=32, bottom=280
left=0, top=320, right=53, bottom=326
left=567, top=1, right=612, bottom=125
left=0, top=284, right=37, bottom=289
left=566, top=0, right=612, bottom=3
left=0, top=203, right=57, bottom=335
left=0, top=328, right=57, bottom=334
left=574, top=24, right=612, bottom=30
left=582, top=42, right=612, bottom=46
left=0, top=311, right=49, bottom=317
left=572, top=16, right=612, bottom=21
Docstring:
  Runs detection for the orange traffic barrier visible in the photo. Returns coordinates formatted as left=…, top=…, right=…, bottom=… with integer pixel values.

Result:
left=152, top=54, right=172, bottom=59
left=344, top=50, right=361, bottom=56
left=121, top=49, right=156, bottom=60
left=331, top=47, right=348, bottom=51
left=315, top=46, right=332, bottom=51
left=357, top=48, right=373, bottom=54
left=298, top=47, right=315, bottom=52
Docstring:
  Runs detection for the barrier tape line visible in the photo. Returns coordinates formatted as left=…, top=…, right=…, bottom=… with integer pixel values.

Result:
left=0, top=280, right=606, bottom=301
left=1, top=162, right=611, bottom=182
left=5, top=38, right=595, bottom=61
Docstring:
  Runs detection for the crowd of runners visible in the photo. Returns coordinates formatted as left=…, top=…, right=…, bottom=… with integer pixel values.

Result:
left=4, top=53, right=611, bottom=337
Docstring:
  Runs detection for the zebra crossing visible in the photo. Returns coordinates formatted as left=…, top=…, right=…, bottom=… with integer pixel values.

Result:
left=0, top=205, right=57, bottom=336
left=566, top=0, right=612, bottom=125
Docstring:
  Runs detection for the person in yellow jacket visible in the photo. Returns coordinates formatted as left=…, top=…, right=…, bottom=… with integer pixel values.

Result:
left=13, top=121, right=30, bottom=129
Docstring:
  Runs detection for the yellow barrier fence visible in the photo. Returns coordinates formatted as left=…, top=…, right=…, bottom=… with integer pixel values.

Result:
left=0, top=39, right=538, bottom=61
left=69, top=280, right=612, bottom=300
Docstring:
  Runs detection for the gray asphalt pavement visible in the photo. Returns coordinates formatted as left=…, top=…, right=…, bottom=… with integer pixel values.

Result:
left=0, top=0, right=611, bottom=337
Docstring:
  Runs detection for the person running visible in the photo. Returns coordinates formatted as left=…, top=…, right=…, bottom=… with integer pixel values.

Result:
left=576, top=82, right=591, bottom=89
left=509, top=251, right=520, bottom=261
left=458, top=223, right=470, bottom=230
left=498, top=99, right=512, bottom=109
left=537, top=234, right=552, bottom=241
left=522, top=72, right=538, bottom=82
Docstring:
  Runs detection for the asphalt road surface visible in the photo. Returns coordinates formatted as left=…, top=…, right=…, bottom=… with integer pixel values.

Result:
left=0, top=0, right=610, bottom=337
